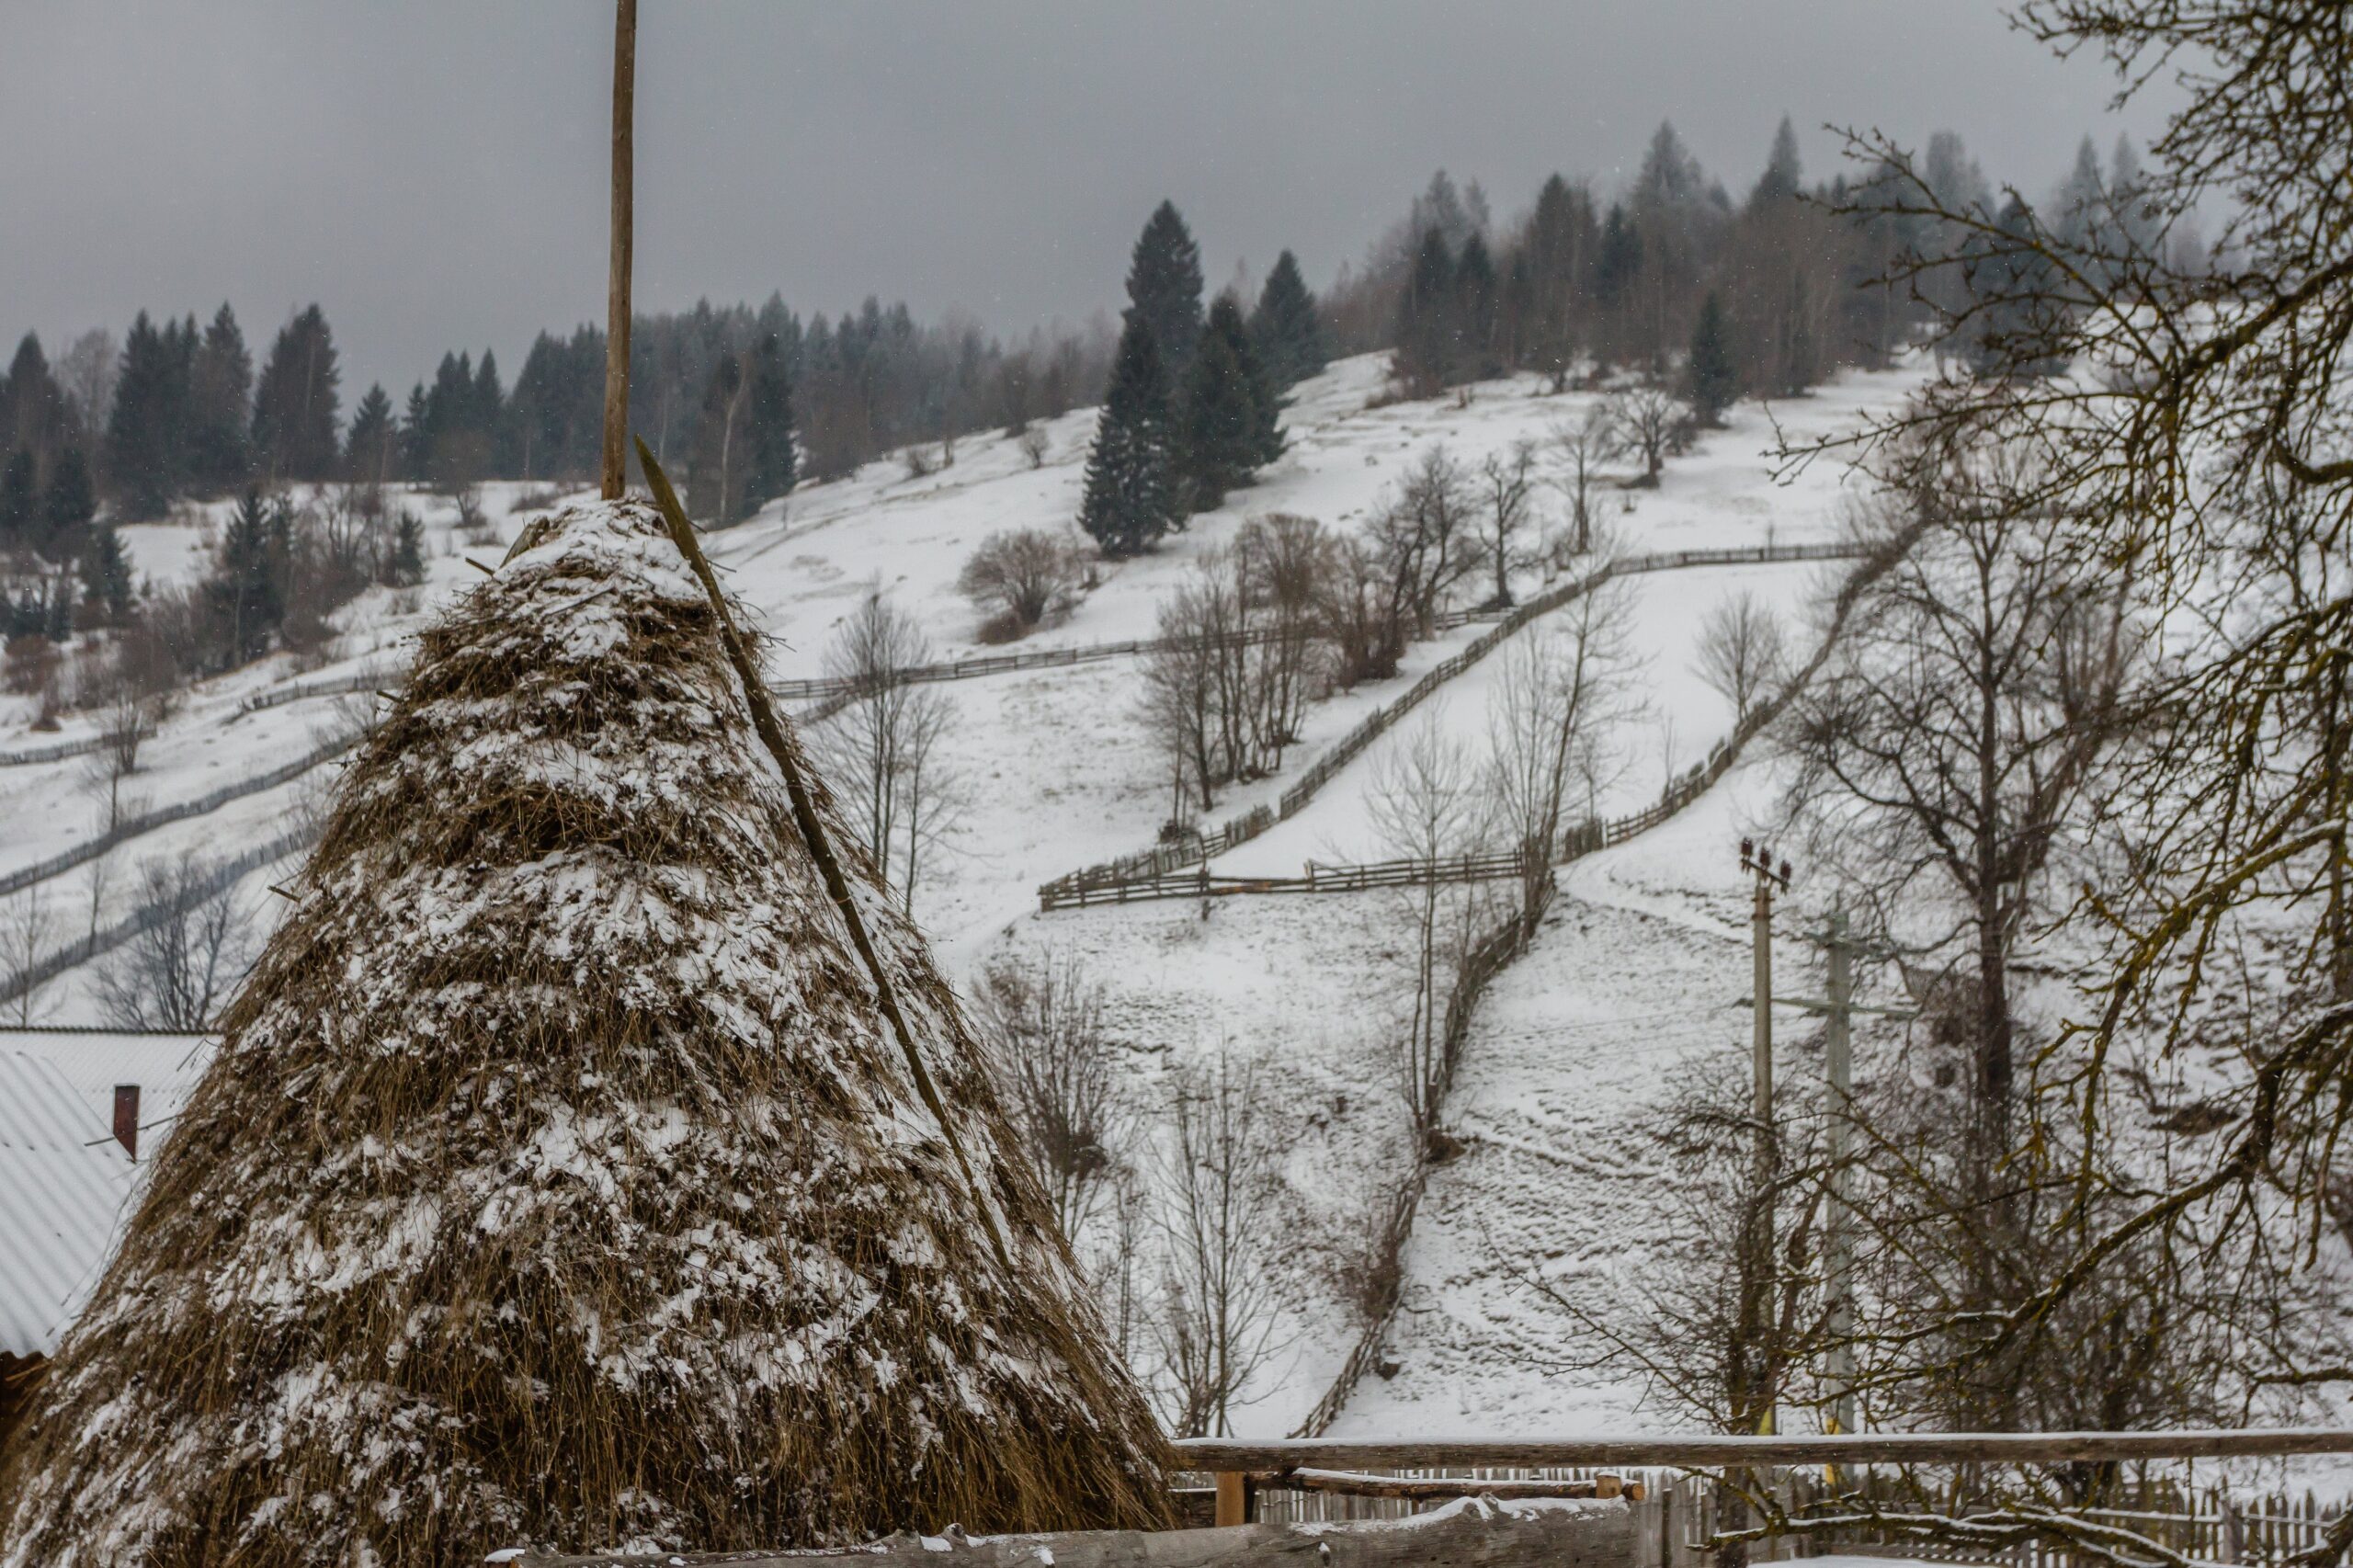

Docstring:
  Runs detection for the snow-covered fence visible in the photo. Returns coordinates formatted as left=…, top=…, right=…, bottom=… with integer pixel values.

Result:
left=1039, top=848, right=1529, bottom=909
left=1037, top=541, right=1861, bottom=906
left=0, top=824, right=317, bottom=1006
left=0, top=731, right=358, bottom=902
left=0, top=731, right=132, bottom=768
left=234, top=665, right=401, bottom=715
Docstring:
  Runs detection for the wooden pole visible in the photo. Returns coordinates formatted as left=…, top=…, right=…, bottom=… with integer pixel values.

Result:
left=1173, top=1429, right=2353, bottom=1472
left=600, top=0, right=637, bottom=500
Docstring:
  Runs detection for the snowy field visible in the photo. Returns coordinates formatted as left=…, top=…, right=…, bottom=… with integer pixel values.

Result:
left=1, top=351, right=1934, bottom=1434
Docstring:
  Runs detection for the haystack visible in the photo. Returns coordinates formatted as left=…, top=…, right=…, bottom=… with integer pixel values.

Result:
left=0, top=498, right=1169, bottom=1565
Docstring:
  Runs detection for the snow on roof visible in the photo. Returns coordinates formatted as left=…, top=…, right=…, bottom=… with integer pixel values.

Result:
left=0, top=1050, right=137, bottom=1357
left=0, top=1028, right=216, bottom=1137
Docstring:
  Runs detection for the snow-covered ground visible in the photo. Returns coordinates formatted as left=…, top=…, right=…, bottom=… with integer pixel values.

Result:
left=1, top=353, right=1933, bottom=1436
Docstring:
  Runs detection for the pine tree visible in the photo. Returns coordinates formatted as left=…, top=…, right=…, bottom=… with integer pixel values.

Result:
left=187, top=302, right=254, bottom=493
left=210, top=489, right=286, bottom=667
left=0, top=334, right=69, bottom=478
left=1686, top=291, right=1741, bottom=425
left=1454, top=230, right=1499, bottom=379
left=1751, top=116, right=1803, bottom=209
left=104, top=312, right=194, bottom=518
left=385, top=512, right=427, bottom=586
left=0, top=449, right=36, bottom=550
left=1524, top=174, right=1596, bottom=388
left=40, top=444, right=97, bottom=564
left=251, top=304, right=342, bottom=483
left=743, top=332, right=798, bottom=517
left=1393, top=227, right=1458, bottom=392
left=473, top=348, right=509, bottom=472
left=1178, top=296, right=1274, bottom=514
left=1634, top=120, right=1708, bottom=211
left=400, top=382, right=432, bottom=483
left=79, top=524, right=135, bottom=626
left=1125, top=200, right=1205, bottom=381
left=1249, top=250, right=1325, bottom=390
left=1078, top=314, right=1178, bottom=557
left=344, top=384, right=398, bottom=485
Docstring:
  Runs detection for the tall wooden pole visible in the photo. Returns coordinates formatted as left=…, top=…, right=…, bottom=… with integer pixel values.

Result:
left=1822, top=905, right=1857, bottom=1444
left=600, top=0, right=638, bottom=500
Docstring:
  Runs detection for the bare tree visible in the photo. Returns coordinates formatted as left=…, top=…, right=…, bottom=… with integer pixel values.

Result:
left=972, top=950, right=1131, bottom=1240
left=0, top=887, right=58, bottom=1027
left=81, top=690, right=154, bottom=837
left=53, top=328, right=118, bottom=459
left=1140, top=577, right=1226, bottom=824
left=1476, top=440, right=1540, bottom=608
left=1550, top=403, right=1622, bottom=559
left=957, top=528, right=1089, bottom=641
left=1608, top=383, right=1687, bottom=487
left=1017, top=424, right=1051, bottom=470
left=1153, top=1051, right=1287, bottom=1437
left=1365, top=445, right=1487, bottom=632
left=92, top=852, right=255, bottom=1030
left=1694, top=592, right=1788, bottom=728
left=807, top=589, right=962, bottom=912
left=1484, top=579, right=1636, bottom=916
left=1369, top=712, right=1489, bottom=1128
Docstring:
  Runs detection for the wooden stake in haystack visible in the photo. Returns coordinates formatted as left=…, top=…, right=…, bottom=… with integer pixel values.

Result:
left=0, top=7, right=1170, bottom=1562
left=601, top=0, right=635, bottom=500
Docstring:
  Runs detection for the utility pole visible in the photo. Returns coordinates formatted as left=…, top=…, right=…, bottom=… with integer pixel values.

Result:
left=1734, top=838, right=1792, bottom=1567
left=1821, top=905, right=1856, bottom=1444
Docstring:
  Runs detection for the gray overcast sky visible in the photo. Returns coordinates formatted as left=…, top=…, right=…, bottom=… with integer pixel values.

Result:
left=0, top=1, right=2173, bottom=400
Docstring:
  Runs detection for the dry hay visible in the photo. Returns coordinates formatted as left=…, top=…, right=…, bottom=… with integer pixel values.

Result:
left=0, top=498, right=1170, bottom=1565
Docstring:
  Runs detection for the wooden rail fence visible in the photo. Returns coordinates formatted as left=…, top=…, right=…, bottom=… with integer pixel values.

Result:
left=1037, top=541, right=1859, bottom=907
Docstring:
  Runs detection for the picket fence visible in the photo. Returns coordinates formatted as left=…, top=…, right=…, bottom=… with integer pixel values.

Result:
left=1036, top=540, right=1859, bottom=907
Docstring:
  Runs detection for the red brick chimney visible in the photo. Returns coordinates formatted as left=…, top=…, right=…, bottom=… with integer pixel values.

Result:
left=112, top=1085, right=140, bottom=1161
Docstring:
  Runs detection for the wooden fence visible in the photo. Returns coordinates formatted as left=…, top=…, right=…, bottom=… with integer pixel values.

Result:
left=1039, top=849, right=1530, bottom=909
left=0, top=731, right=357, bottom=902
left=1037, top=541, right=1860, bottom=906
left=1176, top=1431, right=2353, bottom=1568
left=0, top=823, right=320, bottom=1006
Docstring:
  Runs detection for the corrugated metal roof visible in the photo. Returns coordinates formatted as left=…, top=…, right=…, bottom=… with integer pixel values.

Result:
left=0, top=1051, right=138, bottom=1356
left=0, top=1028, right=215, bottom=1142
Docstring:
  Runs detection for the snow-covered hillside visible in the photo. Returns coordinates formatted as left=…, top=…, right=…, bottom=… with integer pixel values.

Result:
left=0, top=352, right=1926, bottom=1433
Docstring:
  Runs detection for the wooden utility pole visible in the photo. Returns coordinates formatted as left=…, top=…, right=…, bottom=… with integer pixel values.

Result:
left=1733, top=838, right=1791, bottom=1568
left=600, top=0, right=638, bottom=500
left=1820, top=905, right=1856, bottom=1443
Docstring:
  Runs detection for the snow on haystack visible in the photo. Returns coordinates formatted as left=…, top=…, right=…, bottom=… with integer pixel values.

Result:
left=0, top=498, right=1169, bottom=1565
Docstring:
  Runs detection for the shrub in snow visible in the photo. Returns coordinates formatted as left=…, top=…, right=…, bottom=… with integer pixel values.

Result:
left=0, top=497, right=1168, bottom=1564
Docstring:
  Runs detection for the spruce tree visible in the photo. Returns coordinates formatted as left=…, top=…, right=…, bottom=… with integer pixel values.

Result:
left=1751, top=116, right=1803, bottom=209
left=1249, top=250, right=1325, bottom=390
left=251, top=304, right=343, bottom=483
left=105, top=312, right=193, bottom=518
left=40, top=445, right=97, bottom=564
left=1125, top=200, right=1205, bottom=380
left=0, top=334, right=68, bottom=476
left=1686, top=291, right=1740, bottom=426
left=0, top=449, right=36, bottom=550
left=79, top=524, right=135, bottom=626
left=211, top=489, right=286, bottom=667
left=385, top=512, right=427, bottom=586
left=743, top=332, right=798, bottom=515
left=1177, top=297, right=1267, bottom=514
left=1078, top=314, right=1177, bottom=557
left=1393, top=227, right=1458, bottom=392
left=1454, top=231, right=1499, bottom=379
left=188, top=302, right=254, bottom=493
left=401, top=382, right=432, bottom=483
left=473, top=348, right=509, bottom=472
left=344, top=384, right=398, bottom=484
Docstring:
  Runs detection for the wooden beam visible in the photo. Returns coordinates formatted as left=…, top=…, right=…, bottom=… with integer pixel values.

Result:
left=1214, top=1471, right=1252, bottom=1527
left=1261, top=1469, right=1643, bottom=1503
left=513, top=1494, right=1630, bottom=1568
left=600, top=0, right=637, bottom=500
left=1174, top=1428, right=2353, bottom=1473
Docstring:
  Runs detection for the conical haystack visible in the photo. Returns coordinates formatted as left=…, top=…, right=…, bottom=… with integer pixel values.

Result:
left=0, top=499, right=1170, bottom=1565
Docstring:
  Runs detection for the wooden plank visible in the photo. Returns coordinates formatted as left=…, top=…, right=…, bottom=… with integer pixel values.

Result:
left=1216, top=1471, right=1253, bottom=1527
left=517, top=1494, right=1631, bottom=1568
left=1176, top=1429, right=2353, bottom=1473
left=1265, top=1470, right=1646, bottom=1503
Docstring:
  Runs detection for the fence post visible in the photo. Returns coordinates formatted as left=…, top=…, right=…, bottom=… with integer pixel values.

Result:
left=1214, top=1471, right=1256, bottom=1527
